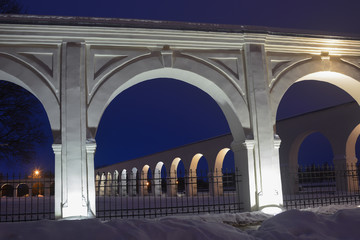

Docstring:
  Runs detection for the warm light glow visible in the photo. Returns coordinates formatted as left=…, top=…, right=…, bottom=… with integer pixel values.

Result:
left=297, top=71, right=360, bottom=105
left=34, top=170, right=40, bottom=176
left=261, top=206, right=283, bottom=215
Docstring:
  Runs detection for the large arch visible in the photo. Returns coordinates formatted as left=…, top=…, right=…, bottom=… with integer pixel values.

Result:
left=0, top=59, right=60, bottom=135
left=271, top=58, right=360, bottom=126
left=88, top=68, right=248, bottom=143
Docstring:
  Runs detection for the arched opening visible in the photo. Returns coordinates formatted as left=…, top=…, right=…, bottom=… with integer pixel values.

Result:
left=16, top=183, right=29, bottom=197
left=189, top=153, right=209, bottom=196
left=140, top=165, right=151, bottom=196
left=105, top=172, right=112, bottom=196
left=1, top=184, right=14, bottom=197
left=91, top=69, right=247, bottom=210
left=154, top=162, right=166, bottom=196
left=298, top=132, right=334, bottom=167
left=94, top=78, right=232, bottom=170
left=120, top=169, right=127, bottom=196
left=113, top=170, right=119, bottom=196
left=275, top=71, right=359, bottom=204
left=196, top=156, right=209, bottom=193
left=32, top=183, right=44, bottom=196
left=129, top=167, right=138, bottom=196
left=0, top=80, right=54, bottom=174
left=214, top=148, right=236, bottom=195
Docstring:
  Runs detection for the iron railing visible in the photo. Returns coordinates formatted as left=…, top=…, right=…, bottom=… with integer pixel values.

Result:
left=95, top=169, right=242, bottom=220
left=281, top=164, right=360, bottom=209
left=0, top=173, right=55, bottom=222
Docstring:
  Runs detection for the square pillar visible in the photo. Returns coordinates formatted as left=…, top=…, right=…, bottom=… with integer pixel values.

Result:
left=53, top=144, right=62, bottom=219
left=231, top=139, right=256, bottom=211
left=243, top=43, right=283, bottom=209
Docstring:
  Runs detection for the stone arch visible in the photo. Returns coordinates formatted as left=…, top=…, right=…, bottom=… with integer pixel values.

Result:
left=129, top=167, right=138, bottom=196
left=32, top=182, right=44, bottom=196
left=271, top=58, right=360, bottom=126
left=140, top=165, right=151, bottom=196
left=16, top=183, right=29, bottom=197
left=113, top=170, right=119, bottom=196
left=99, top=172, right=106, bottom=196
left=188, top=153, right=205, bottom=196
left=105, top=172, right=112, bottom=196
left=213, top=148, right=232, bottom=196
left=0, top=57, right=60, bottom=135
left=288, top=131, right=334, bottom=168
left=95, top=173, right=101, bottom=196
left=170, top=157, right=181, bottom=196
left=154, top=162, right=165, bottom=196
left=120, top=169, right=127, bottom=196
left=88, top=68, right=247, bottom=143
left=346, top=124, right=360, bottom=165
left=1, top=184, right=14, bottom=197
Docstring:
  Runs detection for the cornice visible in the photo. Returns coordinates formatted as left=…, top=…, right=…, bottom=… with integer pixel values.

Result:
left=0, top=17, right=359, bottom=56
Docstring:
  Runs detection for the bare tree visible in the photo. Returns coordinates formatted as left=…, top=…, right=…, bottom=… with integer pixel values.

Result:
left=0, top=0, right=26, bottom=14
left=0, top=81, right=47, bottom=164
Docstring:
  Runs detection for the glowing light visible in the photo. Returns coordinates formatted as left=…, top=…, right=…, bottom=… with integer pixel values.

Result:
left=261, top=206, right=283, bottom=215
left=34, top=169, right=40, bottom=177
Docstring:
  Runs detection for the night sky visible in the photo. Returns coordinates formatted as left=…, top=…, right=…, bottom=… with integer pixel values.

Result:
left=1, top=0, right=360, bottom=173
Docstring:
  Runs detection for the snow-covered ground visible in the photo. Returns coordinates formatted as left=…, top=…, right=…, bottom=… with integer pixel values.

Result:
left=0, top=205, right=359, bottom=240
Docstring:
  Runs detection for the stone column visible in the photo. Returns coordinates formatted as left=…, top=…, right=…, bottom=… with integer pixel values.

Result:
left=86, top=142, right=97, bottom=217
left=243, top=43, right=283, bottom=209
left=59, top=41, right=93, bottom=218
left=53, top=143, right=62, bottom=219
left=231, top=139, right=256, bottom=211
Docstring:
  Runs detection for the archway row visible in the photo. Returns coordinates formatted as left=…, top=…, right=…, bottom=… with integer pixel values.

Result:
left=95, top=148, right=235, bottom=197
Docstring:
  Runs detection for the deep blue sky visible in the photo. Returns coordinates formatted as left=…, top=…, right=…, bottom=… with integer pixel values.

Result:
left=2, top=0, right=360, bottom=172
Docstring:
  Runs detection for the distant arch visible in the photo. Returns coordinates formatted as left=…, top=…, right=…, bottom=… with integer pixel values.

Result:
left=140, top=165, right=151, bottom=196
left=1, top=184, right=14, bottom=197
left=16, top=183, right=29, bottom=197
left=189, top=153, right=205, bottom=196
left=170, top=157, right=182, bottom=196
left=154, top=162, right=165, bottom=196
left=129, top=167, right=138, bottom=196
left=346, top=124, right=360, bottom=165
left=32, top=183, right=44, bottom=196
left=120, top=169, right=127, bottom=196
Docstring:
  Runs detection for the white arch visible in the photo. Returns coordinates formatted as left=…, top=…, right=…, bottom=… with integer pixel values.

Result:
left=140, top=165, right=150, bottom=196
left=0, top=64, right=60, bottom=135
left=213, top=148, right=232, bottom=196
left=129, top=167, right=138, bottom=196
left=271, top=58, right=360, bottom=126
left=113, top=170, right=119, bottom=196
left=88, top=68, right=247, bottom=143
left=170, top=157, right=181, bottom=196
left=346, top=124, right=360, bottom=165
left=120, top=169, right=127, bottom=196
left=99, top=173, right=106, bottom=196
left=154, top=162, right=165, bottom=196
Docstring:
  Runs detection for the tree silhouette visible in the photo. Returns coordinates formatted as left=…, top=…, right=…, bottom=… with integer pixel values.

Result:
left=0, top=0, right=26, bottom=14
left=0, top=81, right=47, bottom=164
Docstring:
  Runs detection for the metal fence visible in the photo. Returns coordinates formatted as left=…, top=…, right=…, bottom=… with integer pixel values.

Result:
left=281, top=164, right=360, bottom=209
left=95, top=169, right=243, bottom=220
left=0, top=173, right=55, bottom=222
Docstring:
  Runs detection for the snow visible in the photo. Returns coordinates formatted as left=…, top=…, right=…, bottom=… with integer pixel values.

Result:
left=1, top=205, right=360, bottom=240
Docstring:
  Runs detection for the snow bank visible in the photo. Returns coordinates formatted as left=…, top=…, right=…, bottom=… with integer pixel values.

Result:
left=250, top=208, right=360, bottom=240
left=1, top=206, right=360, bottom=240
